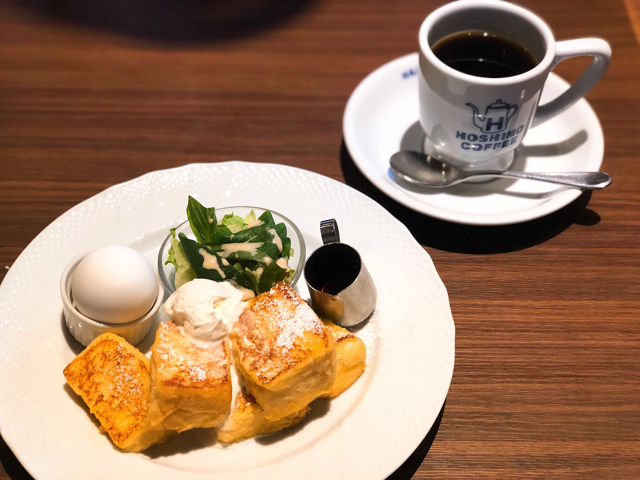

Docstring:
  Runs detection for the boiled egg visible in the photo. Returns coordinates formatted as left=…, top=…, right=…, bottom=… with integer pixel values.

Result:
left=71, top=245, right=158, bottom=324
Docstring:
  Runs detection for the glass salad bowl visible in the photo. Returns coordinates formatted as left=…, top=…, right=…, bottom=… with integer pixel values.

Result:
left=157, top=206, right=306, bottom=296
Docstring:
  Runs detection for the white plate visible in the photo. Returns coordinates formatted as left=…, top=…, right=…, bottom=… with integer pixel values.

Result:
left=343, top=53, right=605, bottom=226
left=0, top=162, right=455, bottom=480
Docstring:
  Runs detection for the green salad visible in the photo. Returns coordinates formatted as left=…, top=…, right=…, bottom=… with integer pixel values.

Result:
left=165, top=196, right=295, bottom=295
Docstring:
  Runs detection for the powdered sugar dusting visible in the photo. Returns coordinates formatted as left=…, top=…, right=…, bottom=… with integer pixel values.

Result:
left=230, top=282, right=330, bottom=384
left=271, top=298, right=323, bottom=351
left=251, top=283, right=325, bottom=354
left=62, top=335, right=152, bottom=445
left=109, top=344, right=147, bottom=408
left=187, top=364, right=208, bottom=382
left=152, top=321, right=229, bottom=388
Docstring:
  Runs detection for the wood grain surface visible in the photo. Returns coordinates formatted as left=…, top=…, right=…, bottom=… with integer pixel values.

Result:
left=1, top=0, right=638, bottom=478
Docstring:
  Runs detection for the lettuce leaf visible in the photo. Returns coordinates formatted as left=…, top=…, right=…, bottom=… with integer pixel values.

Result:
left=165, top=228, right=197, bottom=289
left=243, top=210, right=257, bottom=225
left=172, top=237, right=197, bottom=289
left=165, top=228, right=178, bottom=270
left=220, top=213, right=245, bottom=233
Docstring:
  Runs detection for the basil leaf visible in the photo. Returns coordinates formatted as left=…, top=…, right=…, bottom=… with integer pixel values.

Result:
left=238, top=268, right=258, bottom=293
left=257, top=261, right=288, bottom=294
left=207, top=227, right=235, bottom=248
left=275, top=222, right=291, bottom=257
left=227, top=225, right=272, bottom=245
left=257, top=241, right=280, bottom=260
left=258, top=210, right=276, bottom=229
left=281, top=237, right=292, bottom=259
left=186, top=196, right=217, bottom=245
left=179, top=234, right=238, bottom=283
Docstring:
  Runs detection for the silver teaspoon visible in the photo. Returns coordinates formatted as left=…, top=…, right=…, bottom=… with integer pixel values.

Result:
left=390, top=151, right=612, bottom=190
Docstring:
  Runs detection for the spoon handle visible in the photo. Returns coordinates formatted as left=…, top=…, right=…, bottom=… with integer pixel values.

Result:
left=497, top=171, right=612, bottom=189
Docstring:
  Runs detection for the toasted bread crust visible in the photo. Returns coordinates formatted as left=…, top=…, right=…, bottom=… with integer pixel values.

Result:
left=216, top=390, right=310, bottom=444
left=148, top=321, right=232, bottom=432
left=230, top=283, right=336, bottom=420
left=63, top=333, right=172, bottom=451
left=320, top=320, right=366, bottom=399
left=152, top=321, right=230, bottom=390
left=231, top=282, right=334, bottom=389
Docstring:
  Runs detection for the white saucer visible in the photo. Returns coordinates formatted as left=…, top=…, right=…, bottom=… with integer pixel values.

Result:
left=343, top=53, right=605, bottom=226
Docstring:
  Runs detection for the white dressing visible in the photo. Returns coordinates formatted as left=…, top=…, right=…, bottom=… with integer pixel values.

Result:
left=268, top=229, right=283, bottom=252
left=199, top=248, right=226, bottom=279
left=219, top=242, right=263, bottom=257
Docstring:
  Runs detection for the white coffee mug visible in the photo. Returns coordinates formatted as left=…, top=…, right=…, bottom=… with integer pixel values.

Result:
left=418, top=0, right=611, bottom=171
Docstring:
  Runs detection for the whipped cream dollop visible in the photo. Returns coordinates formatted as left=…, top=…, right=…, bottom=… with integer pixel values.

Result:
left=164, top=279, right=245, bottom=343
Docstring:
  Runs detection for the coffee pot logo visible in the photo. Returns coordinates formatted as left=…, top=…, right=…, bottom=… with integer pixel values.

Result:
left=466, top=99, right=518, bottom=133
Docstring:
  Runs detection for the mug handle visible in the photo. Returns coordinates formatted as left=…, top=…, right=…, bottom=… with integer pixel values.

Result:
left=532, top=38, right=611, bottom=127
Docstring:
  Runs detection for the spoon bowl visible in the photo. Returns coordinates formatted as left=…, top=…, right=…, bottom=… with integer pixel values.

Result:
left=390, top=151, right=612, bottom=190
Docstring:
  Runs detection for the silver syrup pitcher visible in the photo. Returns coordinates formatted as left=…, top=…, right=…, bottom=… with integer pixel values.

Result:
left=304, top=219, right=376, bottom=327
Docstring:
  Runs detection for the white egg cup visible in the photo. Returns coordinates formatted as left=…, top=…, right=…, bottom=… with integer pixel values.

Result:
left=60, top=249, right=163, bottom=347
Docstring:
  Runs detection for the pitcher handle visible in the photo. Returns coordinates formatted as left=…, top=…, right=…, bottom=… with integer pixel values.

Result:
left=320, top=219, right=340, bottom=244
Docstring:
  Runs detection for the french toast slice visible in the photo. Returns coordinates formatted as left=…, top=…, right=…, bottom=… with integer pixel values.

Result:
left=230, top=282, right=336, bottom=421
left=63, top=333, right=173, bottom=453
left=148, top=321, right=232, bottom=432
left=320, top=320, right=367, bottom=398
left=216, top=389, right=309, bottom=444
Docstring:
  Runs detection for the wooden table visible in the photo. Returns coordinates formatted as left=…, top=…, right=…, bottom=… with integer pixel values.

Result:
left=1, top=0, right=638, bottom=478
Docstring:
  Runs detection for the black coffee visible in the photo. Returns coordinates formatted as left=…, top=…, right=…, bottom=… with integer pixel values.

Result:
left=431, top=30, right=538, bottom=78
